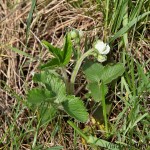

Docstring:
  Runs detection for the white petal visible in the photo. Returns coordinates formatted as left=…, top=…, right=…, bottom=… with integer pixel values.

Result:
left=101, top=44, right=110, bottom=55
left=94, top=40, right=110, bottom=55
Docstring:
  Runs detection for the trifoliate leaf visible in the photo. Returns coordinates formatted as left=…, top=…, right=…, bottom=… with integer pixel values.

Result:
left=33, top=71, right=66, bottom=103
left=27, top=88, right=55, bottom=104
left=62, top=96, right=88, bottom=122
left=87, top=82, right=108, bottom=102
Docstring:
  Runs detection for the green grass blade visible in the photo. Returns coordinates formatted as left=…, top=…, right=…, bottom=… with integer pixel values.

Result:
left=26, top=0, right=36, bottom=39
left=67, top=121, right=88, bottom=141
left=87, top=136, right=120, bottom=150
left=8, top=46, right=35, bottom=59
left=129, top=0, right=144, bottom=21
left=109, top=11, right=150, bottom=43
left=131, top=113, right=148, bottom=128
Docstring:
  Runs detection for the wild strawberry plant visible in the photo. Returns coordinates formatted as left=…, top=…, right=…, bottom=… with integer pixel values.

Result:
left=27, top=30, right=125, bottom=126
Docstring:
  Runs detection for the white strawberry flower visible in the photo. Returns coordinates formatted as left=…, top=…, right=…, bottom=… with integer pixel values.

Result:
left=94, top=40, right=110, bottom=55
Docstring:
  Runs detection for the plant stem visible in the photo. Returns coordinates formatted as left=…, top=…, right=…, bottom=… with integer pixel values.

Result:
left=61, top=67, right=69, bottom=94
left=101, top=82, right=108, bottom=137
left=70, top=49, right=94, bottom=94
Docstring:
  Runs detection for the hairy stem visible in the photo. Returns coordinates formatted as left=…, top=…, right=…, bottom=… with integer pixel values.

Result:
left=70, top=49, right=94, bottom=94
left=61, top=67, right=69, bottom=94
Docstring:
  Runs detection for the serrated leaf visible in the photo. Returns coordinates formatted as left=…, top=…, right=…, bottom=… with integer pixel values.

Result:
left=87, top=82, right=108, bottom=102
left=84, top=62, right=125, bottom=84
left=62, top=96, right=88, bottom=122
left=33, top=71, right=66, bottom=103
left=40, top=58, right=60, bottom=70
left=27, top=88, right=55, bottom=104
left=42, top=40, right=63, bottom=62
left=100, top=63, right=125, bottom=84
left=62, top=33, right=72, bottom=65
left=83, top=61, right=104, bottom=82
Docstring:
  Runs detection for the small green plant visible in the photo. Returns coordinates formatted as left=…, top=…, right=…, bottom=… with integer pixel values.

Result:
left=26, top=30, right=125, bottom=127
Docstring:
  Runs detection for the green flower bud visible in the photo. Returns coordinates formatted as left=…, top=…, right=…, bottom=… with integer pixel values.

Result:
left=97, top=54, right=107, bottom=62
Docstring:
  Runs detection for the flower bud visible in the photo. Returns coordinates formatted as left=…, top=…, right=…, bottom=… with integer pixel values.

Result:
left=70, top=30, right=78, bottom=39
left=70, top=30, right=83, bottom=39
left=97, top=54, right=107, bottom=62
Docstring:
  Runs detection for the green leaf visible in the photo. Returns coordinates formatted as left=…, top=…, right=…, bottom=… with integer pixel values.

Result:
left=87, top=136, right=120, bottom=150
left=33, top=71, right=66, bottom=103
left=26, top=0, right=36, bottom=39
left=27, top=88, right=55, bottom=104
left=83, top=62, right=125, bottom=84
left=83, top=61, right=104, bottom=82
left=39, top=104, right=57, bottom=124
left=42, top=40, right=63, bottom=62
left=87, top=82, right=108, bottom=102
left=62, top=33, right=72, bottom=65
left=109, top=11, right=150, bottom=43
left=40, top=58, right=60, bottom=70
left=62, top=96, right=88, bottom=122
left=100, top=63, right=125, bottom=84
left=9, top=46, right=34, bottom=59
left=68, top=121, right=119, bottom=149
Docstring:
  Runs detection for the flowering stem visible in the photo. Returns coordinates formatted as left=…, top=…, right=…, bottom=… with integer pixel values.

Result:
left=70, top=49, right=94, bottom=94
left=61, top=67, right=70, bottom=93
